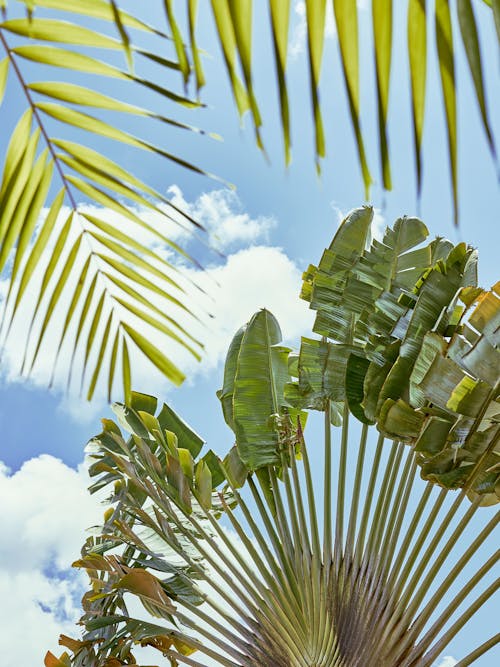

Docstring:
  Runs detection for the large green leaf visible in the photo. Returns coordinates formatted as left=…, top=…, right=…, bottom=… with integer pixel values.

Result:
left=219, top=309, right=302, bottom=470
left=305, top=0, right=327, bottom=167
left=435, top=0, right=458, bottom=223
left=216, top=323, right=247, bottom=432
left=298, top=208, right=498, bottom=504
left=407, top=0, right=427, bottom=196
left=269, top=0, right=291, bottom=163
left=334, top=0, right=371, bottom=195
left=386, top=285, right=500, bottom=503
left=285, top=336, right=347, bottom=423
left=301, top=207, right=432, bottom=348
left=2, top=18, right=123, bottom=49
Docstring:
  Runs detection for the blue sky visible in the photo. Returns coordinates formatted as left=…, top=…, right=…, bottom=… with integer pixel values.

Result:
left=0, top=1, right=498, bottom=666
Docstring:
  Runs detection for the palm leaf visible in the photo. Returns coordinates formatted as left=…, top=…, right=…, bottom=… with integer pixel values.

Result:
left=0, top=2, right=219, bottom=400
left=194, top=1, right=497, bottom=221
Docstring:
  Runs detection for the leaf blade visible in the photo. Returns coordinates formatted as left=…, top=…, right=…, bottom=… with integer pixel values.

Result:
left=122, top=324, right=185, bottom=387
left=435, top=0, right=458, bottom=224
left=408, top=0, right=427, bottom=197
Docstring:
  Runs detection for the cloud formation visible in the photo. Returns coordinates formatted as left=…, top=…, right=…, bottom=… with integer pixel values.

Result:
left=168, top=185, right=277, bottom=251
left=434, top=658, right=458, bottom=667
left=0, top=186, right=312, bottom=421
left=0, top=453, right=259, bottom=667
left=0, top=456, right=103, bottom=667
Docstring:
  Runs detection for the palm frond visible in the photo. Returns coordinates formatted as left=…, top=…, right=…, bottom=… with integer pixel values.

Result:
left=0, top=1, right=219, bottom=399
left=197, top=0, right=498, bottom=221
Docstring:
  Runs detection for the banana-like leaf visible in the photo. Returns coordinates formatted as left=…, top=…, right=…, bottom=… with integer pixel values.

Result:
left=377, top=285, right=500, bottom=503
left=300, top=207, right=498, bottom=504
left=0, top=2, right=218, bottom=401
left=301, top=207, right=432, bottom=347
left=284, top=336, right=346, bottom=422
left=218, top=308, right=305, bottom=470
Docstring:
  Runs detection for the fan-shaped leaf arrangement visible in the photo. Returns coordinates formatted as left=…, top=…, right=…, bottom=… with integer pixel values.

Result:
left=48, top=208, right=499, bottom=667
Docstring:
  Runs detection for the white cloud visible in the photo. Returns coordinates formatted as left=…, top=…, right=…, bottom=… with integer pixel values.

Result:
left=289, top=2, right=308, bottom=59
left=168, top=185, right=276, bottom=250
left=371, top=208, right=387, bottom=241
left=0, top=187, right=312, bottom=421
left=433, top=658, right=458, bottom=667
left=0, top=456, right=102, bottom=570
left=0, top=456, right=103, bottom=667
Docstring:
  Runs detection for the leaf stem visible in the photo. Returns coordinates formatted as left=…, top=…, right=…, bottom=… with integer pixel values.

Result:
left=323, top=398, right=333, bottom=566
left=344, top=422, right=369, bottom=564
left=354, top=432, right=384, bottom=553
left=334, top=401, right=350, bottom=569
left=0, top=29, right=78, bottom=209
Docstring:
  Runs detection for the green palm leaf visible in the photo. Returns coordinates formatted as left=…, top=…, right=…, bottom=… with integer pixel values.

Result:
left=187, top=0, right=497, bottom=221
left=0, top=1, right=219, bottom=400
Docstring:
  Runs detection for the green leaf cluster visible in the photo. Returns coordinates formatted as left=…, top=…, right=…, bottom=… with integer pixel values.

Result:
left=52, top=209, right=499, bottom=667
left=301, top=207, right=499, bottom=501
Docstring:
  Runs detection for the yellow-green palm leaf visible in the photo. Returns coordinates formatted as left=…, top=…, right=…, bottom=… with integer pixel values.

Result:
left=0, top=1, right=216, bottom=399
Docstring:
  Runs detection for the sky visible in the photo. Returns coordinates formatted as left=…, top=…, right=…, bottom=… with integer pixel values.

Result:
left=0, top=1, right=499, bottom=666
